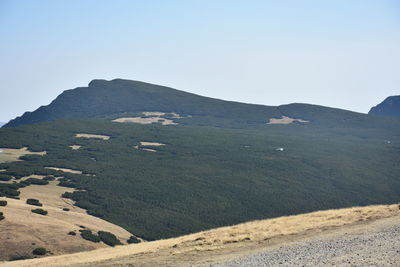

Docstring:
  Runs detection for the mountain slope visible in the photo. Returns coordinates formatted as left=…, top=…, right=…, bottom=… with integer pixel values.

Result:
left=1, top=117, right=399, bottom=240
left=1, top=79, right=400, bottom=242
left=5, top=79, right=399, bottom=130
left=369, top=95, right=400, bottom=117
left=4, top=79, right=280, bottom=128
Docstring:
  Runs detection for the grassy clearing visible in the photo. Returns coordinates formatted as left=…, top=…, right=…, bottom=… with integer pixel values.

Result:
left=267, top=116, right=308, bottom=124
left=0, top=148, right=46, bottom=163
left=75, top=134, right=110, bottom=140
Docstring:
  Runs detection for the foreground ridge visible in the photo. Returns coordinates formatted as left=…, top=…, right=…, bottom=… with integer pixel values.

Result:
left=2, top=203, right=399, bottom=267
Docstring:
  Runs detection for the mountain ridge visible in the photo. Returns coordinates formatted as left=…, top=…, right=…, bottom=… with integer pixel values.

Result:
left=369, top=95, right=400, bottom=117
left=4, top=79, right=391, bottom=129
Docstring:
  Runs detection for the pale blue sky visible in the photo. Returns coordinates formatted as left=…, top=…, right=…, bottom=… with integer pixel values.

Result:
left=1, top=0, right=399, bottom=122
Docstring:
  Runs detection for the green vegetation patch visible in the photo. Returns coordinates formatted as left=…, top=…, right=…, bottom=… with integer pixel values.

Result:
left=79, top=229, right=101, bottom=243
left=0, top=174, right=12, bottom=181
left=0, top=200, right=7, bottom=206
left=127, top=235, right=141, bottom=244
left=32, top=247, right=47, bottom=256
left=98, top=231, right=122, bottom=246
left=0, top=211, right=4, bottom=221
left=26, top=198, right=42, bottom=206
left=31, top=208, right=48, bottom=215
left=25, top=178, right=49, bottom=185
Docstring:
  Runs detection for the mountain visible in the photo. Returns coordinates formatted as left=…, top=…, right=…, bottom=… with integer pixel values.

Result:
left=1, top=79, right=400, bottom=244
left=4, top=79, right=398, bottom=129
left=369, top=95, right=400, bottom=117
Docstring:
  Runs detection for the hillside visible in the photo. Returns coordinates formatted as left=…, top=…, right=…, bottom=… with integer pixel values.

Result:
left=369, top=95, right=400, bottom=117
left=1, top=203, right=399, bottom=266
left=1, top=116, right=400, bottom=241
left=4, top=79, right=399, bottom=129
left=1, top=79, right=400, bottom=252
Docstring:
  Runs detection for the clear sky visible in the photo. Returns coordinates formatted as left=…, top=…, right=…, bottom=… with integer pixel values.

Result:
left=1, top=0, right=399, bottom=122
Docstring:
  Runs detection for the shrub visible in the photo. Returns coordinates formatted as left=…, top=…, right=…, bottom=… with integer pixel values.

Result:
left=0, top=175, right=12, bottom=181
left=0, top=211, right=4, bottom=221
left=0, top=184, right=20, bottom=198
left=31, top=208, right=47, bottom=215
left=25, top=178, right=49, bottom=185
left=26, top=198, right=42, bottom=206
left=61, top=192, right=73, bottom=199
left=62, top=207, right=70, bottom=211
left=127, top=235, right=141, bottom=244
left=68, top=231, right=76, bottom=236
left=58, top=181, right=76, bottom=188
left=98, top=231, right=122, bottom=247
left=43, top=176, right=55, bottom=181
left=32, top=248, right=47, bottom=255
left=0, top=200, right=7, bottom=206
left=80, top=230, right=100, bottom=243
left=8, top=255, right=33, bottom=261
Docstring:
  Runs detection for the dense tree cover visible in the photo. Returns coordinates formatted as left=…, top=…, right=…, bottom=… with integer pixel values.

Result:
left=0, top=115, right=399, bottom=240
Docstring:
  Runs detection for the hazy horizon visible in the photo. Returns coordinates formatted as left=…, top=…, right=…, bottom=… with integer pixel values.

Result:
left=1, top=0, right=399, bottom=122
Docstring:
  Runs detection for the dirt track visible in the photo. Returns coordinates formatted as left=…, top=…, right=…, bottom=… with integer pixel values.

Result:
left=206, top=215, right=400, bottom=267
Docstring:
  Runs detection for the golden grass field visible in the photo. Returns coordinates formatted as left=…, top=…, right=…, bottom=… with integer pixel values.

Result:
left=0, top=180, right=132, bottom=261
left=2, top=203, right=399, bottom=267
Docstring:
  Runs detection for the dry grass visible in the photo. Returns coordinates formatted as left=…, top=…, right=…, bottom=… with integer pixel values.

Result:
left=0, top=181, right=132, bottom=261
left=75, top=134, right=110, bottom=140
left=141, top=148, right=157, bottom=152
left=112, top=117, right=177, bottom=125
left=139, top=142, right=165, bottom=146
left=112, top=111, right=185, bottom=125
left=69, top=145, right=81, bottom=150
left=267, top=116, right=308, bottom=124
left=44, top=167, right=83, bottom=175
left=3, top=203, right=399, bottom=267
left=0, top=175, right=48, bottom=185
left=0, top=147, right=46, bottom=163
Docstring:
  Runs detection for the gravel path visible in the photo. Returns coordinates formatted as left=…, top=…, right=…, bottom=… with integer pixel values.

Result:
left=207, top=222, right=400, bottom=266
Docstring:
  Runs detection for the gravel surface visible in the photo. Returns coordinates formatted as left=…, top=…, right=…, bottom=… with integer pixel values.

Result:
left=207, top=223, right=400, bottom=267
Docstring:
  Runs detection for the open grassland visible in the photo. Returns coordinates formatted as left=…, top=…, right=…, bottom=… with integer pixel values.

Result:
left=0, top=181, right=132, bottom=261
left=2, top=203, right=399, bottom=267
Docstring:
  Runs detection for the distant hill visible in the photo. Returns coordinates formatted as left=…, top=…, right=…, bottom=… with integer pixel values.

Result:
left=4, top=79, right=396, bottom=129
left=369, top=95, right=400, bottom=117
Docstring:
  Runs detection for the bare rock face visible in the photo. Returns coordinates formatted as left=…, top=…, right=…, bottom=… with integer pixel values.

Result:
left=369, top=95, right=400, bottom=117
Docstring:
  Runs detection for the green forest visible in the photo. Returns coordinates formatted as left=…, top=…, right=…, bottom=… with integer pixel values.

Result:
left=1, top=116, right=399, bottom=240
